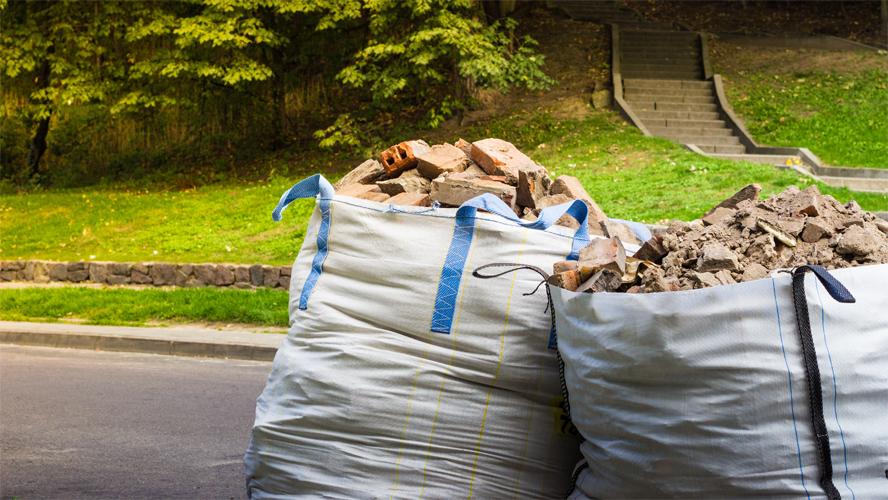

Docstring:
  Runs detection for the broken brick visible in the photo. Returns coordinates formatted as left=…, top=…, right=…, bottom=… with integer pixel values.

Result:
left=697, top=243, right=739, bottom=272
left=337, top=183, right=382, bottom=198
left=454, top=138, right=473, bottom=157
left=704, top=184, right=761, bottom=216
left=548, top=269, right=582, bottom=291
left=388, top=192, right=431, bottom=207
left=578, top=237, right=627, bottom=276
left=576, top=268, right=623, bottom=293
left=430, top=174, right=517, bottom=209
left=801, top=217, right=832, bottom=243
left=553, top=261, right=578, bottom=274
left=701, top=206, right=736, bottom=226
left=600, top=219, right=641, bottom=246
left=335, top=159, right=385, bottom=188
left=517, top=168, right=552, bottom=210
left=416, top=143, right=469, bottom=179
left=379, top=140, right=430, bottom=177
left=358, top=191, right=391, bottom=203
left=376, top=169, right=431, bottom=195
left=549, top=175, right=608, bottom=223
left=788, top=186, right=821, bottom=217
left=470, top=138, right=537, bottom=182
left=632, top=235, right=667, bottom=264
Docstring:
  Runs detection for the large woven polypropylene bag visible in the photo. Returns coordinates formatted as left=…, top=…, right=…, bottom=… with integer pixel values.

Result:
left=553, top=263, right=888, bottom=499
left=244, top=174, right=649, bottom=499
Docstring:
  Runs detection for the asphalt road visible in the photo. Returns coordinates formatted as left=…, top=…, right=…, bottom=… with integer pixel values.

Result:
left=0, top=345, right=272, bottom=499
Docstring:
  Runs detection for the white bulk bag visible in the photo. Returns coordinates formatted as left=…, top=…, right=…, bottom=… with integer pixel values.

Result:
left=553, top=263, right=888, bottom=499
left=244, top=174, right=648, bottom=499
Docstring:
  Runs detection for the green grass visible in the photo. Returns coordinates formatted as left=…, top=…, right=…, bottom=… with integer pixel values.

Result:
left=3, top=109, right=886, bottom=265
left=725, top=69, right=888, bottom=169
left=0, top=287, right=289, bottom=327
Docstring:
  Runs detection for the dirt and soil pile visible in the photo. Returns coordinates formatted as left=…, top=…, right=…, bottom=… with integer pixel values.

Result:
left=550, top=184, right=888, bottom=293
left=335, top=138, right=642, bottom=245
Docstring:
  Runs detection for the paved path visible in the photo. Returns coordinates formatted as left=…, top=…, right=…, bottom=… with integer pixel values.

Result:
left=0, top=320, right=284, bottom=361
left=0, top=345, right=271, bottom=499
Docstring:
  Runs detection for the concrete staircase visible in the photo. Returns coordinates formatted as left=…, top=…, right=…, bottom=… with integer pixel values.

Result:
left=553, top=2, right=888, bottom=194
left=619, top=29, right=789, bottom=159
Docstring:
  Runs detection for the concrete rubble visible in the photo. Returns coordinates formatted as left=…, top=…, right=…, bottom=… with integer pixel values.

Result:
left=548, top=184, right=888, bottom=293
left=334, top=137, right=639, bottom=239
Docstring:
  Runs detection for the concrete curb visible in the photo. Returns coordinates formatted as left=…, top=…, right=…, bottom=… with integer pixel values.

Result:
left=0, top=321, right=283, bottom=361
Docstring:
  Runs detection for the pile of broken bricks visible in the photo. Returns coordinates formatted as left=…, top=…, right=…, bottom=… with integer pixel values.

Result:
left=548, top=184, right=888, bottom=294
left=335, top=138, right=642, bottom=245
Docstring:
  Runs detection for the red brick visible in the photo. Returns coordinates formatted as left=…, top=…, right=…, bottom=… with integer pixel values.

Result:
left=379, top=140, right=430, bottom=177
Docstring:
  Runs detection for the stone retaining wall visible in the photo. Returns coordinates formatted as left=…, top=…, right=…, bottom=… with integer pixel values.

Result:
left=0, top=260, right=291, bottom=289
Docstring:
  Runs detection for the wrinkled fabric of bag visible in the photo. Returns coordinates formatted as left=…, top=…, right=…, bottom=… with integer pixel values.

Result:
left=554, top=264, right=888, bottom=499
left=245, top=196, right=600, bottom=499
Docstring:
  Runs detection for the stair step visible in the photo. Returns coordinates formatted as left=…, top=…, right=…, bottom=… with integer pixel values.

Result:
left=623, top=31, right=699, bottom=40
left=707, top=153, right=803, bottom=167
left=663, top=135, right=740, bottom=146
left=622, top=54, right=700, bottom=62
left=816, top=176, right=888, bottom=193
left=647, top=126, right=733, bottom=137
left=630, top=101, right=717, bottom=112
left=621, top=43, right=699, bottom=52
left=637, top=110, right=720, bottom=120
left=624, top=79, right=712, bottom=90
left=665, top=118, right=728, bottom=128
left=696, top=144, right=748, bottom=154
left=627, top=95, right=715, bottom=105
left=624, top=87, right=713, bottom=98
left=622, top=62, right=701, bottom=72
left=622, top=70, right=703, bottom=80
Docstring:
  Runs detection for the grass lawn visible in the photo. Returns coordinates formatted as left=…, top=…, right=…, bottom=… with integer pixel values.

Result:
left=0, top=286, right=289, bottom=327
left=726, top=70, right=888, bottom=168
left=3, top=110, right=887, bottom=266
left=713, top=42, right=888, bottom=169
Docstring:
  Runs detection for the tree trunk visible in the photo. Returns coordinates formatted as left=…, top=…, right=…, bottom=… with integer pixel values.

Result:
left=882, top=0, right=888, bottom=48
left=27, top=59, right=52, bottom=180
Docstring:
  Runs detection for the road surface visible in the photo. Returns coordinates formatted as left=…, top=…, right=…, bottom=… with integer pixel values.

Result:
left=0, top=344, right=272, bottom=499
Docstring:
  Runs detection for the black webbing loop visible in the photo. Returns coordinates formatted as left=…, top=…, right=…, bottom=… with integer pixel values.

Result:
left=791, top=265, right=851, bottom=500
left=472, top=263, right=579, bottom=435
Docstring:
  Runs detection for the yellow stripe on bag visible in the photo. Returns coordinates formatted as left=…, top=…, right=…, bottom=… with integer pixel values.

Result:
left=466, top=229, right=529, bottom=499
left=416, top=232, right=477, bottom=499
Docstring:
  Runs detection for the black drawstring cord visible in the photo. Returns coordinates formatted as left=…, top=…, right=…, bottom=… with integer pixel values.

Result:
left=472, top=262, right=582, bottom=498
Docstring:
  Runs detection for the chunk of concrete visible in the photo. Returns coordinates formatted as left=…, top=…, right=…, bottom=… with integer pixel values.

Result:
left=430, top=174, right=517, bottom=209
left=416, top=143, right=469, bottom=179
left=335, top=159, right=384, bottom=188
left=549, top=175, right=607, bottom=223
left=376, top=169, right=431, bottom=195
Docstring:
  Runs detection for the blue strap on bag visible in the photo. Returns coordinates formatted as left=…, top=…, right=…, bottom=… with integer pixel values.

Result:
left=272, top=174, right=335, bottom=310
left=430, top=194, right=593, bottom=334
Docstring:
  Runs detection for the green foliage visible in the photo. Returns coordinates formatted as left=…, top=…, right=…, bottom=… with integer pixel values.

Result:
left=1, top=0, right=553, bottom=185
left=332, top=3, right=552, bottom=132
left=727, top=69, right=888, bottom=169
left=0, top=286, right=289, bottom=326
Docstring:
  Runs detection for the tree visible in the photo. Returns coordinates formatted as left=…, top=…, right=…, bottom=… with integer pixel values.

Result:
left=1, top=1, right=131, bottom=180
left=1, top=1, right=550, bottom=182
left=881, top=0, right=887, bottom=48
left=323, top=0, right=551, bottom=143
